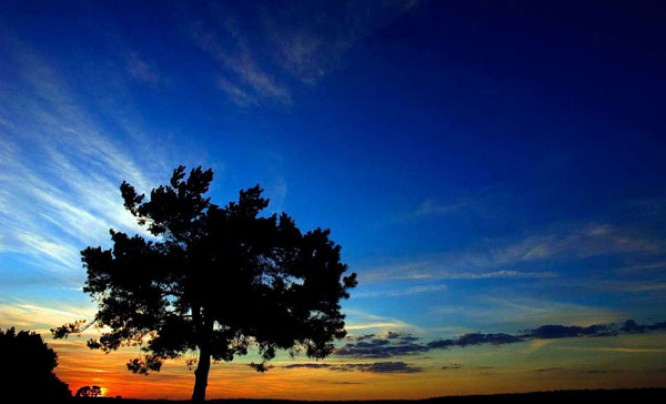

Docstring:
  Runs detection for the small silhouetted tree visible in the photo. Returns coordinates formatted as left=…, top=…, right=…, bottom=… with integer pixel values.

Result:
left=75, top=385, right=102, bottom=397
left=1, top=328, right=71, bottom=400
left=53, top=166, right=356, bottom=401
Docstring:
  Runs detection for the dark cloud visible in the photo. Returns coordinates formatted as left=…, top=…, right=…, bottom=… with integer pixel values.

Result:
left=391, top=333, right=420, bottom=344
left=577, top=369, right=619, bottom=375
left=333, top=362, right=423, bottom=374
left=534, top=367, right=564, bottom=373
left=648, top=321, right=666, bottom=330
left=379, top=331, right=418, bottom=342
left=621, top=319, right=647, bottom=334
left=428, top=332, right=523, bottom=349
left=441, top=363, right=463, bottom=370
left=311, top=378, right=363, bottom=385
left=517, top=319, right=665, bottom=341
left=386, top=331, right=404, bottom=339
left=283, top=361, right=422, bottom=374
left=337, top=330, right=523, bottom=359
left=386, top=331, right=420, bottom=344
left=457, top=332, right=523, bottom=346
left=335, top=319, right=666, bottom=359
left=527, top=324, right=615, bottom=339
left=526, top=319, right=666, bottom=339
left=336, top=332, right=428, bottom=358
left=336, top=341, right=429, bottom=358
left=283, top=363, right=331, bottom=369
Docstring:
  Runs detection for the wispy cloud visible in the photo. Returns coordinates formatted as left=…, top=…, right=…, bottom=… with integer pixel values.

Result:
left=0, top=298, right=94, bottom=334
left=0, top=41, right=161, bottom=284
left=343, top=309, right=424, bottom=335
left=346, top=322, right=412, bottom=332
left=430, top=296, right=623, bottom=333
left=490, top=224, right=661, bottom=263
left=263, top=0, right=419, bottom=85
left=414, top=199, right=466, bottom=217
left=599, top=280, right=666, bottom=293
left=190, top=15, right=291, bottom=106
left=396, top=198, right=473, bottom=223
left=187, top=0, right=419, bottom=106
left=125, top=52, right=160, bottom=84
left=15, top=233, right=79, bottom=268
left=523, top=339, right=554, bottom=355
left=617, top=260, right=666, bottom=274
left=355, top=283, right=447, bottom=298
left=360, top=222, right=662, bottom=284
left=216, top=76, right=258, bottom=107
left=362, top=267, right=556, bottom=283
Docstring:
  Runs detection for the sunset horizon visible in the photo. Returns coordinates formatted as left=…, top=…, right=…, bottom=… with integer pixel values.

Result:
left=1, top=0, right=665, bottom=401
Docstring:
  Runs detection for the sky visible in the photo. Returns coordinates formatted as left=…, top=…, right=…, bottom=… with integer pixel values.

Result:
left=1, top=0, right=666, bottom=400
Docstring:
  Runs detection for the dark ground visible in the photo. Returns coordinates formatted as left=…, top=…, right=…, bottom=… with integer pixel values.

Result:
left=50, top=388, right=664, bottom=403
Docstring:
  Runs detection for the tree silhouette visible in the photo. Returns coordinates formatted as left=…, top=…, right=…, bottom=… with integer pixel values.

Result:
left=53, top=166, right=357, bottom=401
left=75, top=385, right=102, bottom=397
left=1, top=328, right=71, bottom=400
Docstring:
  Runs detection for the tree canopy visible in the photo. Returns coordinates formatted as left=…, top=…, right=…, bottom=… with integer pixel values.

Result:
left=54, top=166, right=357, bottom=401
left=1, top=327, right=71, bottom=400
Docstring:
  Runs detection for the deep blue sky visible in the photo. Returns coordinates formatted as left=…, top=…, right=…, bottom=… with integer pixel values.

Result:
left=1, top=2, right=666, bottom=395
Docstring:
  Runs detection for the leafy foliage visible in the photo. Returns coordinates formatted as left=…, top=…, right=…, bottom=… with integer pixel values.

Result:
left=54, top=166, right=356, bottom=400
left=1, top=328, right=71, bottom=400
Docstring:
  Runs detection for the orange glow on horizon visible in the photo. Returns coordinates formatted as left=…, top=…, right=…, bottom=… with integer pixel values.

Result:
left=50, top=333, right=666, bottom=401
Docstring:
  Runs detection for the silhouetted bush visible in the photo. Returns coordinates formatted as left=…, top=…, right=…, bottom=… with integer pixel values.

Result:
left=1, top=327, right=71, bottom=400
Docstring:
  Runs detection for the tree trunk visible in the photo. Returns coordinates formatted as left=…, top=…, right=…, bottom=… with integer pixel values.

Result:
left=192, top=303, right=212, bottom=402
left=192, top=345, right=211, bottom=402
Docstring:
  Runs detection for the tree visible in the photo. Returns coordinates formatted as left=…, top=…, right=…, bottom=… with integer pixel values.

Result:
left=0, top=327, right=71, bottom=400
left=53, top=166, right=357, bottom=401
left=75, top=385, right=102, bottom=397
